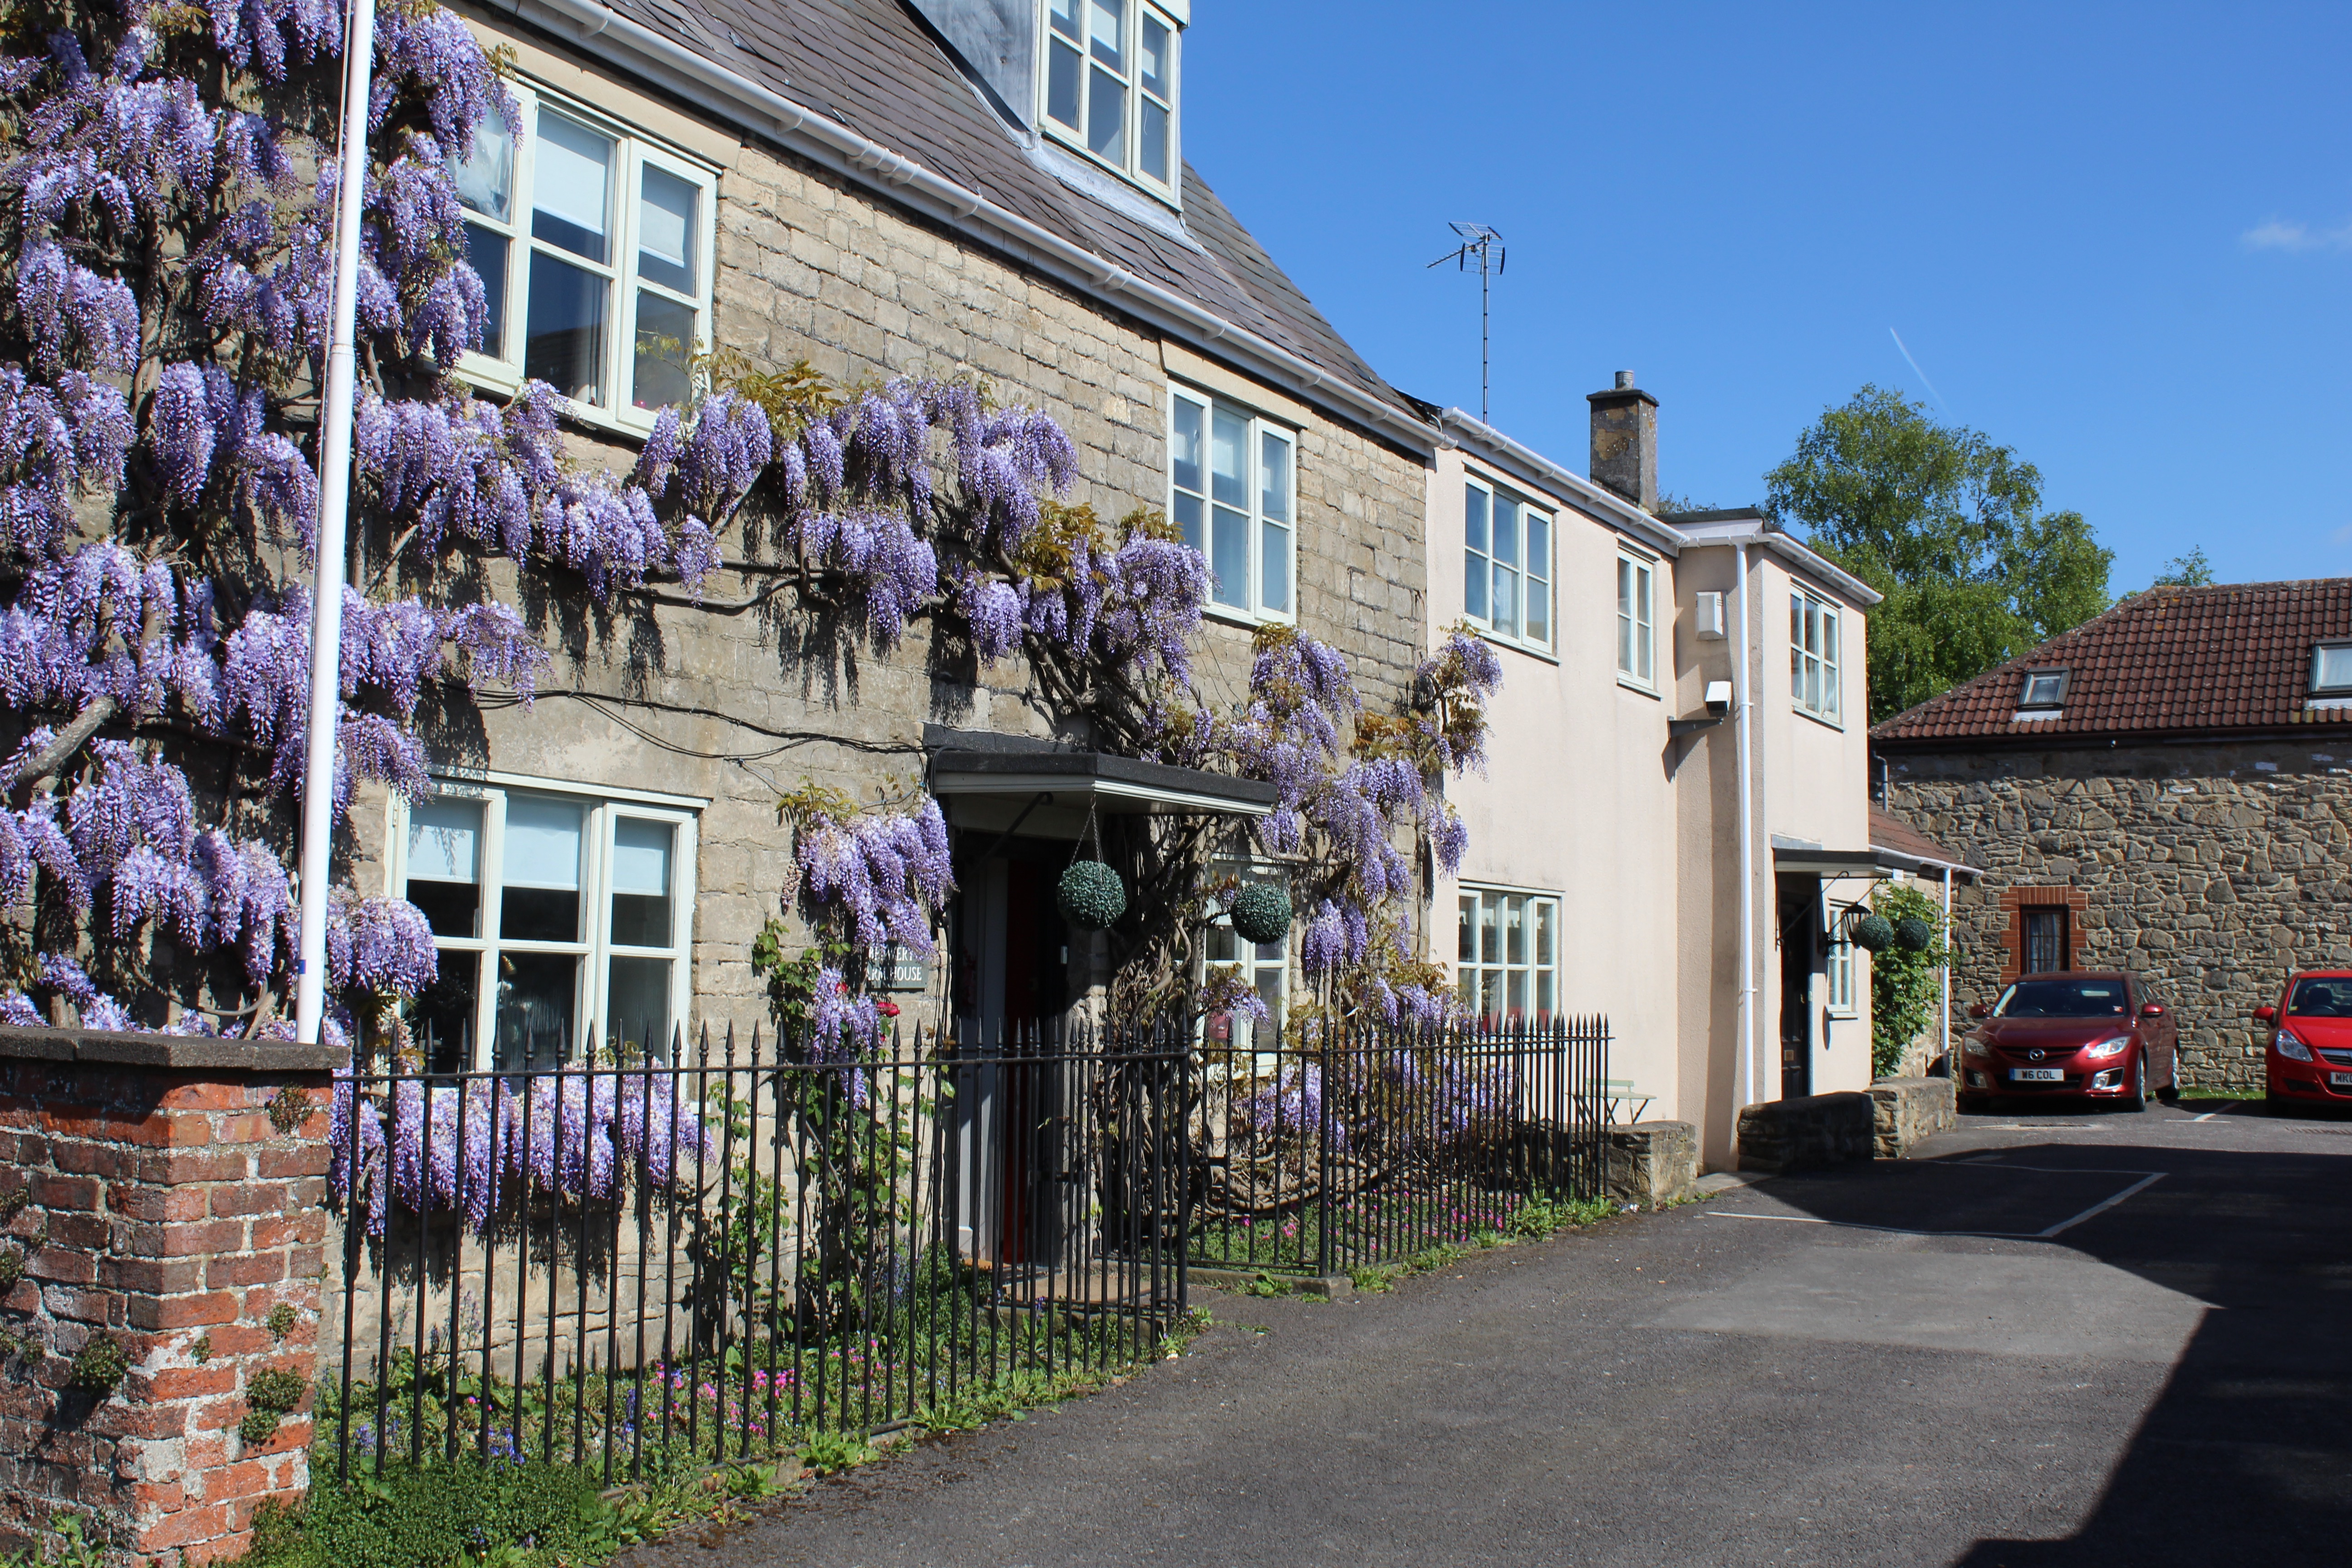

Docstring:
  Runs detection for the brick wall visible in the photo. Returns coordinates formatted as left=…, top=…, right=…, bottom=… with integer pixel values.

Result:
left=0, top=1029, right=338, bottom=1567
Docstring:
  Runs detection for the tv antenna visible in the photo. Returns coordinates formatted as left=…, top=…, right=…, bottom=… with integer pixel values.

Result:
left=1428, top=222, right=1504, bottom=422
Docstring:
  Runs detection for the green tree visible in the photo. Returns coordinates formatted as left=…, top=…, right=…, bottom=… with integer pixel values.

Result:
left=2151, top=547, right=2215, bottom=588
left=1764, top=386, right=2113, bottom=724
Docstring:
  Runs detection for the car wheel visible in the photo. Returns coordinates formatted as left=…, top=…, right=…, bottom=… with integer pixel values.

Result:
left=2121, top=1053, right=2147, bottom=1112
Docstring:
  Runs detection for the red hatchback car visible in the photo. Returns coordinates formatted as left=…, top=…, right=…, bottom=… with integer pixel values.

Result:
left=1959, top=971, right=2180, bottom=1112
left=2255, top=970, right=2352, bottom=1109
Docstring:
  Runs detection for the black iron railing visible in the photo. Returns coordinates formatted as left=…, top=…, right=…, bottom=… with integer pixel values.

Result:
left=1186, top=1017, right=1609, bottom=1276
left=323, top=1020, right=1190, bottom=1484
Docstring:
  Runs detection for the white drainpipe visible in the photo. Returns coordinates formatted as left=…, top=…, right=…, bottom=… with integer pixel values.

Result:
left=1941, top=864, right=1953, bottom=1065
left=1732, top=543, right=1758, bottom=1121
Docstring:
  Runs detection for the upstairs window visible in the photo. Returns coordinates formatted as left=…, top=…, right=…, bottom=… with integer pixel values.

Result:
left=1791, top=590, right=1841, bottom=723
left=2312, top=642, right=2352, bottom=695
left=451, top=83, right=716, bottom=430
left=1170, top=384, right=1294, bottom=620
left=1044, top=0, right=1181, bottom=196
left=2019, top=667, right=2069, bottom=708
left=1464, top=477, right=1552, bottom=652
left=1616, top=553, right=1656, bottom=688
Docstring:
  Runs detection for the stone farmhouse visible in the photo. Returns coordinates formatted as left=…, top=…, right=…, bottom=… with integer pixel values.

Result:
left=369, top=0, right=1885, bottom=1163
left=1873, top=578, right=2352, bottom=1091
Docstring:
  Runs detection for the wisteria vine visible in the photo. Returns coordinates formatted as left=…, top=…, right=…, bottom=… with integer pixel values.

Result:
left=0, top=1, right=761, bottom=1032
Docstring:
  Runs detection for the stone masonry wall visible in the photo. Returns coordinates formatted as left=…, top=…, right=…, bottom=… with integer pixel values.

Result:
left=365, top=29, right=1434, bottom=1044
left=0, top=1030, right=337, bottom=1567
left=1887, top=737, right=2352, bottom=1090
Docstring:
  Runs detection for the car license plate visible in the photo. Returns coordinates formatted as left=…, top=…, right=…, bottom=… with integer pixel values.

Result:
left=2011, top=1067, right=2065, bottom=1083
left=2331, top=1073, right=2352, bottom=1088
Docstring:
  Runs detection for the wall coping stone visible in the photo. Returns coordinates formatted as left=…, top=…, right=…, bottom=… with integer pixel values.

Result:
left=0, top=1025, right=343, bottom=1072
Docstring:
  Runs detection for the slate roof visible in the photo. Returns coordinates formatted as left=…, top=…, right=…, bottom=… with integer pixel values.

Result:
left=1870, top=579, right=2352, bottom=745
left=595, top=0, right=1407, bottom=418
left=1869, top=806, right=1975, bottom=872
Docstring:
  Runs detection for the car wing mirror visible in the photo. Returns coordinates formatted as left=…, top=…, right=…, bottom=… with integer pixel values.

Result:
left=2140, top=1003, right=2165, bottom=1019
left=2254, top=1005, right=2276, bottom=1024
left=1967, top=1003, right=1990, bottom=1019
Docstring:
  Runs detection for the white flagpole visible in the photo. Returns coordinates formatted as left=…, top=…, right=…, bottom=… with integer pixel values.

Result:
left=293, top=0, right=378, bottom=1046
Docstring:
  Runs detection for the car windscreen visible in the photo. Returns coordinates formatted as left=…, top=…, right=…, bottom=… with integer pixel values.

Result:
left=1994, top=979, right=2130, bottom=1018
left=2288, top=978, right=2352, bottom=1017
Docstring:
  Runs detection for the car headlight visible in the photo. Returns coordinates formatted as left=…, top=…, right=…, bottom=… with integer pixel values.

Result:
left=2084, top=1036, right=2132, bottom=1060
left=2275, top=1029, right=2314, bottom=1063
left=1963, top=1036, right=1989, bottom=1058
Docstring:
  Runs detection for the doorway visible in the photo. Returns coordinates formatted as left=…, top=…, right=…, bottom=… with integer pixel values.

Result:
left=1776, top=874, right=1817, bottom=1100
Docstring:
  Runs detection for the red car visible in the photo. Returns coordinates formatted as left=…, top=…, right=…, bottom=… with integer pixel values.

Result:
left=1958, top=971, right=2179, bottom=1112
left=2255, top=970, right=2352, bottom=1109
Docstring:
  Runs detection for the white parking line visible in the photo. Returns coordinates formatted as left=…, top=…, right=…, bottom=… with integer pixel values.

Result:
left=2190, top=1103, right=2234, bottom=1122
left=1705, top=1163, right=2168, bottom=1242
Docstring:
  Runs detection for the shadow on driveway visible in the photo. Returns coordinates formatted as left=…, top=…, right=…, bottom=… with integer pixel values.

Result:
left=1754, top=1117, right=2352, bottom=1562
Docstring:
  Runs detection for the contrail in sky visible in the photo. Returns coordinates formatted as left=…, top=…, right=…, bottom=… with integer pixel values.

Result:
left=1889, top=328, right=1949, bottom=413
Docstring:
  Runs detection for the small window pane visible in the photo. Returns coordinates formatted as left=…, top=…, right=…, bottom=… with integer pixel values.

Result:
left=1088, top=0, right=1124, bottom=68
left=1211, top=506, right=1249, bottom=608
left=1458, top=897, right=1476, bottom=963
left=1492, top=499, right=1519, bottom=568
left=609, top=817, right=674, bottom=947
left=524, top=251, right=608, bottom=402
left=407, top=797, right=484, bottom=939
left=1260, top=523, right=1289, bottom=613
left=1140, top=98, right=1169, bottom=181
left=1171, top=396, right=1204, bottom=492
left=1504, top=895, right=1525, bottom=965
left=1050, top=0, right=1080, bottom=38
left=632, top=289, right=695, bottom=410
left=1087, top=67, right=1126, bottom=162
left=1526, top=514, right=1549, bottom=578
left=637, top=164, right=699, bottom=294
left=1479, top=895, right=1500, bottom=964
left=1139, top=13, right=1170, bottom=94
left=1526, top=573, right=1548, bottom=646
left=606, top=955, right=673, bottom=1060
left=409, top=955, right=478, bottom=1075
left=1046, top=37, right=1082, bottom=127
left=1259, top=431, right=1290, bottom=523
left=451, top=101, right=513, bottom=221
left=465, top=223, right=509, bottom=358
left=1465, top=485, right=1489, bottom=554
left=532, top=112, right=613, bottom=263
left=1210, top=406, right=1248, bottom=507
left=496, top=951, right=576, bottom=1068
left=1464, top=487, right=1490, bottom=621
left=1492, top=560, right=1519, bottom=637
left=500, top=796, right=583, bottom=943
left=2317, top=645, right=2352, bottom=691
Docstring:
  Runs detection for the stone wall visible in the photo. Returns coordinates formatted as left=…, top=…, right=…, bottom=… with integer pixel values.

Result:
left=1886, top=737, right=2352, bottom=1090
left=374, top=23, right=1435, bottom=1044
left=0, top=1029, right=337, bottom=1567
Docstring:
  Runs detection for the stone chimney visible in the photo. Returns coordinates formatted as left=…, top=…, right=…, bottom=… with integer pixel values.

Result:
left=1588, top=370, right=1659, bottom=510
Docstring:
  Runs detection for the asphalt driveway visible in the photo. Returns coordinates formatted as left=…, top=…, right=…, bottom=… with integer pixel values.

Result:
left=642, top=1099, right=2352, bottom=1567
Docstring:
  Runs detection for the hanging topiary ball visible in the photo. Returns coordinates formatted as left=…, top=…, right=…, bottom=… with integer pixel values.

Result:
left=1894, top=915, right=1934, bottom=952
left=1057, top=860, right=1126, bottom=930
left=1228, top=882, right=1294, bottom=946
left=1849, top=913, right=1896, bottom=953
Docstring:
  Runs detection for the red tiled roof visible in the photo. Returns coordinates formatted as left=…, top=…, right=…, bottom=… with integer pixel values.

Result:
left=1870, top=578, right=2352, bottom=744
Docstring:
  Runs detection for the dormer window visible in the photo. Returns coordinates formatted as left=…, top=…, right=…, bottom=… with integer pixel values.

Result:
left=1044, top=0, right=1181, bottom=198
left=2313, top=642, right=2352, bottom=695
left=2019, top=667, right=2069, bottom=709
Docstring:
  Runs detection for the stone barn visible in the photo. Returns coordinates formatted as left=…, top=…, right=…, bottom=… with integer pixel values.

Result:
left=1872, top=578, right=2352, bottom=1091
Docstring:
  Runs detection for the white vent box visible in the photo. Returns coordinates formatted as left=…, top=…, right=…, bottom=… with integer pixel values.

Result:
left=1694, top=591, right=1728, bottom=640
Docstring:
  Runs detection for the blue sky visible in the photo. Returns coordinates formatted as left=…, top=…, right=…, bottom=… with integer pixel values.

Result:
left=1181, top=2, right=2351, bottom=592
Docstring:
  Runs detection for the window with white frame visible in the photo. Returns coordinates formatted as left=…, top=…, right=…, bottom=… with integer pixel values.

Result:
left=1043, top=0, right=1181, bottom=197
left=1825, top=900, right=1857, bottom=1016
left=2311, top=642, right=2352, bottom=695
left=1791, top=590, right=1842, bottom=723
left=451, top=83, right=716, bottom=428
left=1169, top=385, right=1294, bottom=618
left=1455, top=887, right=1558, bottom=1025
left=1464, top=478, right=1552, bottom=650
left=1616, top=553, right=1656, bottom=688
left=397, top=781, right=698, bottom=1071
left=1205, top=915, right=1286, bottom=1050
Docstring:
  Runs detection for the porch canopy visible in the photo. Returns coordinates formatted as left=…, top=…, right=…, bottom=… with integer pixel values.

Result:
left=923, top=725, right=1277, bottom=826
left=1770, top=834, right=1890, bottom=880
